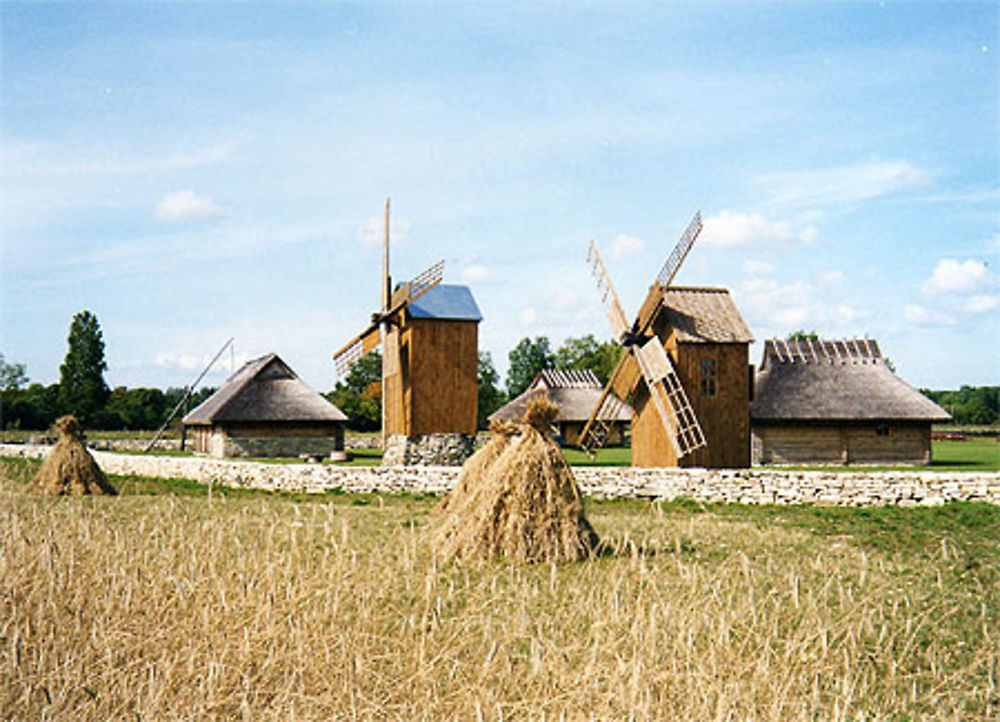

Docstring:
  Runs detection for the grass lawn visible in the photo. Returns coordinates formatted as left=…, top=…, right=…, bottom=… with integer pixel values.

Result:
left=2, top=456, right=998, bottom=718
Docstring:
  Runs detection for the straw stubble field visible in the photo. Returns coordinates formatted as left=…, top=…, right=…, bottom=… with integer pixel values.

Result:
left=2, top=458, right=998, bottom=719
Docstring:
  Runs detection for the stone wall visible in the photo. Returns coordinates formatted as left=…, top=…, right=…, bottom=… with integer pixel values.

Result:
left=3, top=443, right=999, bottom=506
left=381, top=433, right=474, bottom=466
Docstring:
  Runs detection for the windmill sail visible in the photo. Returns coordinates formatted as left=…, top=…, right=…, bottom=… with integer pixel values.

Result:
left=655, top=212, right=702, bottom=288
left=581, top=211, right=707, bottom=460
left=333, top=260, right=445, bottom=378
left=635, top=338, right=706, bottom=457
left=333, top=323, right=382, bottom=377
left=587, top=241, right=630, bottom=342
left=579, top=350, right=639, bottom=454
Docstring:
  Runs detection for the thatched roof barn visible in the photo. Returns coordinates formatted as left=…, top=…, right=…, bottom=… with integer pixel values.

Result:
left=489, top=369, right=632, bottom=446
left=751, top=338, right=950, bottom=465
left=183, top=353, right=347, bottom=458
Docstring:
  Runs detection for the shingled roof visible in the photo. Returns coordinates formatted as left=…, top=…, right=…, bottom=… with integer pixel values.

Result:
left=751, top=338, right=950, bottom=422
left=489, top=369, right=632, bottom=424
left=659, top=287, right=754, bottom=343
left=183, top=354, right=347, bottom=425
left=407, top=284, right=482, bottom=321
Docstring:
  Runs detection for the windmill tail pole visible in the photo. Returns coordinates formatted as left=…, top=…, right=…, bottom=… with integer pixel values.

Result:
left=145, top=337, right=234, bottom=452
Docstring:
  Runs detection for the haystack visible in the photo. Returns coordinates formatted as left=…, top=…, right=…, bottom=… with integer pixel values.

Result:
left=29, top=415, right=117, bottom=495
left=436, top=419, right=518, bottom=514
left=434, top=397, right=598, bottom=562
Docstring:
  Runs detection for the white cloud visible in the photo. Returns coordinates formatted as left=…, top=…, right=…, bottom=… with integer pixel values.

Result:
left=550, top=287, right=578, bottom=310
left=738, top=273, right=859, bottom=332
left=818, top=270, right=845, bottom=286
left=155, top=353, right=202, bottom=371
left=965, top=294, right=1000, bottom=314
left=356, top=216, right=411, bottom=246
left=519, top=306, right=538, bottom=325
left=154, top=190, right=223, bottom=223
left=743, top=260, right=774, bottom=276
left=760, top=160, right=931, bottom=207
left=461, top=264, right=491, bottom=283
left=609, top=233, right=644, bottom=259
left=701, top=210, right=817, bottom=247
left=904, top=304, right=958, bottom=327
left=921, top=259, right=996, bottom=295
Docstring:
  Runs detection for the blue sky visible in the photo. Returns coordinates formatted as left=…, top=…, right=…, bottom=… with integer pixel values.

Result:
left=2, top=1, right=998, bottom=394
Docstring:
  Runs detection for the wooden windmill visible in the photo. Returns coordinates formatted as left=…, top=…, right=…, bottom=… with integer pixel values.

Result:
left=580, top=212, right=753, bottom=468
left=333, top=200, right=481, bottom=448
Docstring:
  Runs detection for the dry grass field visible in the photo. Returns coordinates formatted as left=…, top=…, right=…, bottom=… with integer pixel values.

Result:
left=2, top=458, right=999, bottom=719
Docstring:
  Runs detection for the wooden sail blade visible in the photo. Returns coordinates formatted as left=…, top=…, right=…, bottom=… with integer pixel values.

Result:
left=579, top=350, right=638, bottom=456
left=586, top=241, right=630, bottom=342
left=655, top=211, right=703, bottom=288
left=635, top=338, right=706, bottom=458
left=634, top=212, right=703, bottom=337
left=406, top=259, right=445, bottom=304
left=332, top=323, right=382, bottom=377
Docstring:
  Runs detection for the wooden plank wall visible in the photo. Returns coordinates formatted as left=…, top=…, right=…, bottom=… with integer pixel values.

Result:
left=383, top=327, right=405, bottom=435
left=753, top=423, right=932, bottom=465
left=403, top=318, right=478, bottom=436
left=632, top=340, right=750, bottom=468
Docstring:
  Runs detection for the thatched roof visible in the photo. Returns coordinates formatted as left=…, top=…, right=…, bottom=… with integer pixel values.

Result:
left=658, top=287, right=754, bottom=344
left=183, top=354, right=347, bottom=425
left=489, top=369, right=632, bottom=424
left=751, top=339, right=950, bottom=422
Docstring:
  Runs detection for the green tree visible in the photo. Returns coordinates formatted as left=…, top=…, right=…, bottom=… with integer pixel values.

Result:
left=326, top=352, right=382, bottom=431
left=786, top=329, right=819, bottom=342
left=554, top=334, right=623, bottom=385
left=506, top=336, right=555, bottom=397
left=2, top=383, right=60, bottom=430
left=477, top=351, right=506, bottom=429
left=0, top=354, right=28, bottom=391
left=58, top=310, right=110, bottom=423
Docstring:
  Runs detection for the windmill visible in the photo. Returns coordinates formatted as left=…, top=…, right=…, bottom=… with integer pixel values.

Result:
left=579, top=213, right=708, bottom=466
left=333, top=199, right=482, bottom=462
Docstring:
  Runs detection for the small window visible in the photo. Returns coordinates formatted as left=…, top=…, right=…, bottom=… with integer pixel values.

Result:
left=875, top=423, right=890, bottom=436
left=700, top=357, right=717, bottom=397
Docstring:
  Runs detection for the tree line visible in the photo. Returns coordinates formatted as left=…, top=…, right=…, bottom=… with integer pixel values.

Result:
left=3, top=311, right=997, bottom=432
left=919, top=386, right=1000, bottom=426
left=1, top=311, right=215, bottom=432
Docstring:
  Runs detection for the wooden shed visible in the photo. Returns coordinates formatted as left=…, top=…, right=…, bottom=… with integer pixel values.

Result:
left=182, top=353, right=347, bottom=458
left=632, top=287, right=754, bottom=468
left=489, top=369, right=633, bottom=446
left=383, top=283, right=482, bottom=437
left=750, top=339, right=951, bottom=465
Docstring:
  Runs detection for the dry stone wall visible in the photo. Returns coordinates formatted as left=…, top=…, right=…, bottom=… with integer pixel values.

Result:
left=2, top=443, right=999, bottom=506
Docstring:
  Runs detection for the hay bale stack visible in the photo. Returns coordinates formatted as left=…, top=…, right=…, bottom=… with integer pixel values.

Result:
left=29, top=415, right=117, bottom=496
left=436, top=419, right=519, bottom=514
left=435, top=397, right=598, bottom=562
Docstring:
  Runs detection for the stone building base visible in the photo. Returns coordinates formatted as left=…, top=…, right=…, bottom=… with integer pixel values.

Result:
left=381, top=433, right=474, bottom=466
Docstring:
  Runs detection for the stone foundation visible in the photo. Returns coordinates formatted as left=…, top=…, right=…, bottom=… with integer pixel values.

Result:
left=381, top=433, right=474, bottom=466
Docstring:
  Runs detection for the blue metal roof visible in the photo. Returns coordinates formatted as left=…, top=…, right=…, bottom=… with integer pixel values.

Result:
left=408, top=284, right=482, bottom=321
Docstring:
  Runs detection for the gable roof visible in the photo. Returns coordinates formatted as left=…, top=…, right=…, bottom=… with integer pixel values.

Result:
left=751, top=338, right=950, bottom=422
left=658, top=287, right=754, bottom=343
left=408, top=284, right=482, bottom=321
left=183, top=353, right=347, bottom=425
left=533, top=369, right=603, bottom=389
left=489, top=369, right=632, bottom=425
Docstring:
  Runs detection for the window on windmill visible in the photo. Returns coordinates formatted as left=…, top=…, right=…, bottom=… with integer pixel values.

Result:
left=700, top=357, right=717, bottom=397
left=876, top=423, right=890, bottom=436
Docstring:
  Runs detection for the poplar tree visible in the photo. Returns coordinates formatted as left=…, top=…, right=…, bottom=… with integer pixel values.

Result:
left=58, top=310, right=110, bottom=422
